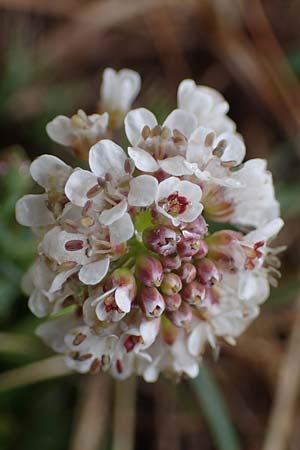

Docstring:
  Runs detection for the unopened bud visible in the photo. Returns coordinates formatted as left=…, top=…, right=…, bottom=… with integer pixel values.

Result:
left=161, top=254, right=182, bottom=271
left=177, top=235, right=203, bottom=258
left=135, top=255, right=163, bottom=287
left=160, top=273, right=182, bottom=295
left=195, top=258, right=220, bottom=286
left=177, top=262, right=197, bottom=283
left=140, top=287, right=165, bottom=318
left=181, top=281, right=206, bottom=306
left=143, top=226, right=179, bottom=256
left=164, top=293, right=182, bottom=311
left=193, top=240, right=209, bottom=259
left=182, top=216, right=208, bottom=238
left=167, top=303, right=192, bottom=330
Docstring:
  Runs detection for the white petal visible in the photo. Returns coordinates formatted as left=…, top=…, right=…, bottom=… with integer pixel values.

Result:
left=125, top=108, right=157, bottom=146
left=219, top=132, right=246, bottom=164
left=79, top=257, right=110, bottom=285
left=46, top=115, right=74, bottom=145
left=180, top=203, right=203, bottom=223
left=49, top=267, right=78, bottom=293
left=245, top=218, right=284, bottom=246
left=177, top=180, right=202, bottom=202
left=159, top=156, right=193, bottom=176
left=16, top=194, right=55, bottom=227
left=28, top=290, right=51, bottom=318
left=41, top=227, right=88, bottom=265
left=163, top=109, right=197, bottom=138
left=186, top=126, right=215, bottom=164
left=115, top=288, right=131, bottom=313
left=128, top=175, right=158, bottom=206
left=99, top=199, right=127, bottom=226
left=156, top=177, right=180, bottom=201
left=89, top=139, right=126, bottom=181
left=101, top=68, right=141, bottom=113
left=128, top=147, right=159, bottom=172
left=65, top=169, right=99, bottom=206
left=30, top=154, right=72, bottom=190
left=188, top=324, right=209, bottom=356
left=36, top=315, right=79, bottom=353
left=109, top=213, right=134, bottom=247
left=140, top=319, right=160, bottom=347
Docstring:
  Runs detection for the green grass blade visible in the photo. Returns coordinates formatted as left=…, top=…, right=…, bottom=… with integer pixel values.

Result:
left=190, top=365, right=240, bottom=450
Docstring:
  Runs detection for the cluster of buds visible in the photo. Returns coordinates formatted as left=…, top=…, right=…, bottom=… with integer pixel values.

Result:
left=16, top=68, right=284, bottom=381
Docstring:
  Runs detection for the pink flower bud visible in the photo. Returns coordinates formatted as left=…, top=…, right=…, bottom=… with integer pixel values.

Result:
left=195, top=258, right=220, bottom=286
left=177, top=235, right=203, bottom=258
left=167, top=303, right=192, bottom=329
left=181, top=216, right=208, bottom=238
left=177, top=262, right=197, bottom=283
left=161, top=254, right=182, bottom=271
left=164, top=293, right=182, bottom=311
left=135, top=255, right=163, bottom=287
left=143, top=226, right=179, bottom=256
left=140, top=286, right=165, bottom=318
left=160, top=273, right=182, bottom=295
left=181, top=281, right=205, bottom=306
left=193, top=240, right=209, bottom=259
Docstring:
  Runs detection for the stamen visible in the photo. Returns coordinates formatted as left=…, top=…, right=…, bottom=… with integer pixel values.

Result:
left=73, top=333, right=87, bottom=346
left=142, top=125, right=150, bottom=140
left=212, top=139, right=227, bottom=157
left=205, top=132, right=215, bottom=147
left=82, top=200, right=93, bottom=217
left=87, top=184, right=102, bottom=198
left=65, top=240, right=84, bottom=251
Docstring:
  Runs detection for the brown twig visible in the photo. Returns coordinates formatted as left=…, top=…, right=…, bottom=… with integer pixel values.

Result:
left=70, top=374, right=111, bottom=450
left=262, top=298, right=300, bottom=450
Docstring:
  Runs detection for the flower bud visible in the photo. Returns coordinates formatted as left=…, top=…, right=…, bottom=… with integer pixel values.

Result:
left=167, top=303, right=192, bottom=330
left=181, top=281, right=205, bottom=306
left=164, top=293, right=182, bottom=311
left=135, top=255, right=163, bottom=287
left=193, top=240, right=209, bottom=260
left=195, top=258, right=220, bottom=286
left=160, top=273, right=182, bottom=295
left=181, top=216, right=208, bottom=238
left=177, top=235, right=203, bottom=258
left=161, top=254, right=182, bottom=271
left=140, top=286, right=165, bottom=318
left=143, top=226, right=179, bottom=256
left=177, top=262, right=197, bottom=283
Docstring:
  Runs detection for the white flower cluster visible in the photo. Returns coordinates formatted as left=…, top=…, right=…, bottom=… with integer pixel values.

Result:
left=16, top=68, right=284, bottom=381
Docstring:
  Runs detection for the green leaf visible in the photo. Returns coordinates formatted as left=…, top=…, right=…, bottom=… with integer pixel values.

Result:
left=190, top=365, right=240, bottom=450
left=134, top=211, right=153, bottom=233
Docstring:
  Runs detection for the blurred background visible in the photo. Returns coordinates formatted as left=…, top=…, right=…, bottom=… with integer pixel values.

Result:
left=0, top=1, right=299, bottom=449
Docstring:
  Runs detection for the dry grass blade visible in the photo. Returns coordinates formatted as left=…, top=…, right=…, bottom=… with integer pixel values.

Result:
left=70, top=374, right=111, bottom=450
left=0, top=356, right=71, bottom=391
left=262, top=298, right=300, bottom=450
left=112, top=377, right=137, bottom=450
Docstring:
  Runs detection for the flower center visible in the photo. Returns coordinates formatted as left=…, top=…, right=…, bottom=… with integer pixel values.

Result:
left=162, top=192, right=189, bottom=216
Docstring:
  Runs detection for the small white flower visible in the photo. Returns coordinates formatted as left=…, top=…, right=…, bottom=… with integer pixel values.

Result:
left=16, top=154, right=72, bottom=227
left=156, top=177, right=203, bottom=226
left=125, top=107, right=197, bottom=175
left=100, top=68, right=141, bottom=127
left=177, top=79, right=235, bottom=134
left=46, top=109, right=109, bottom=156
left=226, top=159, right=280, bottom=228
